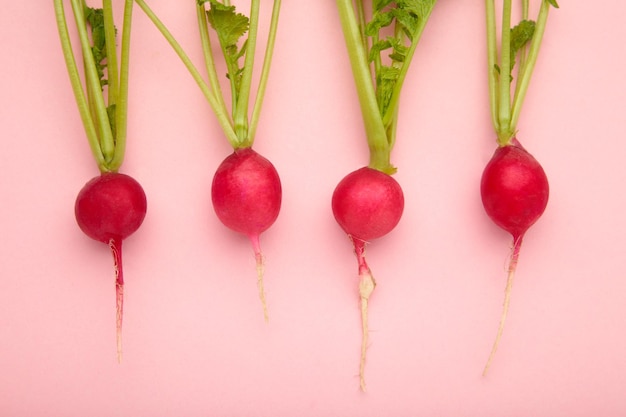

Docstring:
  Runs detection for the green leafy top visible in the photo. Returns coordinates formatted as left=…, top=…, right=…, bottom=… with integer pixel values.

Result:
left=336, top=0, right=437, bottom=175
left=54, top=0, right=134, bottom=173
left=135, top=0, right=282, bottom=149
left=203, top=0, right=249, bottom=95
left=84, top=6, right=114, bottom=87
left=508, top=19, right=535, bottom=75
left=486, top=0, right=559, bottom=145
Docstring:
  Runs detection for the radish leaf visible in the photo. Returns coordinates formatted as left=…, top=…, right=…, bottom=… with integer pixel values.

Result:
left=510, top=19, right=535, bottom=73
left=202, top=0, right=249, bottom=90
left=85, top=6, right=112, bottom=88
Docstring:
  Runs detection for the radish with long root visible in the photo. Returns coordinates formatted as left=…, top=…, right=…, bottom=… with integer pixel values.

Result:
left=481, top=0, right=558, bottom=375
left=135, top=0, right=281, bottom=321
left=54, top=0, right=147, bottom=362
left=334, top=0, right=437, bottom=391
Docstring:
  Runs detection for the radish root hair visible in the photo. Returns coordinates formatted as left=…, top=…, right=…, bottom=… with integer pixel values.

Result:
left=482, top=235, right=523, bottom=376
left=250, top=234, right=269, bottom=323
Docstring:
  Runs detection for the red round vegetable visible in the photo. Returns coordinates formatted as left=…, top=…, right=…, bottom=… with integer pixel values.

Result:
left=75, top=173, right=148, bottom=243
left=75, top=172, right=147, bottom=362
left=481, top=142, right=549, bottom=240
left=480, top=139, right=549, bottom=374
left=211, top=147, right=282, bottom=321
left=332, top=167, right=404, bottom=241
left=332, top=166, right=404, bottom=391
left=211, top=147, right=282, bottom=237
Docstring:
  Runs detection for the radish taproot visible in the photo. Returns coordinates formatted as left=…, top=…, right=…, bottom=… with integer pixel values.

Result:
left=335, top=0, right=437, bottom=390
left=136, top=0, right=282, bottom=320
left=54, top=0, right=146, bottom=361
left=481, top=0, right=558, bottom=375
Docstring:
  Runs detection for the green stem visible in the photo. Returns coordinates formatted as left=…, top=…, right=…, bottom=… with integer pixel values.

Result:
left=512, top=0, right=530, bottom=103
left=54, top=0, right=106, bottom=170
left=355, top=0, right=367, bottom=53
left=509, top=0, right=551, bottom=133
left=248, top=0, right=281, bottom=145
left=196, top=3, right=231, bottom=129
left=233, top=0, right=260, bottom=145
left=336, top=0, right=391, bottom=174
left=109, top=0, right=134, bottom=171
left=485, top=0, right=499, bottom=134
left=135, top=0, right=239, bottom=146
left=497, top=0, right=513, bottom=144
left=71, top=0, right=116, bottom=163
left=103, top=0, right=119, bottom=107
left=387, top=105, right=399, bottom=151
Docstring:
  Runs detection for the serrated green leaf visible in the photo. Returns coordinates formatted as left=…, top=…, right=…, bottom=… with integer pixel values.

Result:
left=389, top=52, right=405, bottom=62
left=206, top=2, right=249, bottom=51
left=376, top=66, right=400, bottom=115
left=369, top=39, right=393, bottom=62
left=379, top=66, right=400, bottom=80
left=205, top=0, right=249, bottom=89
left=391, top=8, right=418, bottom=40
left=365, top=11, right=394, bottom=36
left=84, top=6, right=113, bottom=88
left=398, top=0, right=436, bottom=19
left=388, top=36, right=408, bottom=61
left=510, top=19, right=535, bottom=73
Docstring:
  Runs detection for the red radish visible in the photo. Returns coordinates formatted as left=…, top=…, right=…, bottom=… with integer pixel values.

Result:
left=75, top=173, right=147, bottom=362
left=480, top=141, right=548, bottom=374
left=336, top=0, right=437, bottom=390
left=332, top=167, right=404, bottom=390
left=136, top=0, right=282, bottom=319
left=332, top=167, right=404, bottom=242
left=55, top=0, right=145, bottom=361
left=481, top=141, right=548, bottom=241
left=212, top=147, right=282, bottom=320
left=481, top=0, right=558, bottom=374
left=75, top=173, right=147, bottom=244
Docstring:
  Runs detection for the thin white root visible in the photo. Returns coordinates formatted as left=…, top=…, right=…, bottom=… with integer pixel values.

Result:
left=359, top=271, right=376, bottom=391
left=249, top=234, right=269, bottom=323
left=482, top=266, right=515, bottom=376
left=255, top=253, right=269, bottom=323
left=116, top=328, right=123, bottom=363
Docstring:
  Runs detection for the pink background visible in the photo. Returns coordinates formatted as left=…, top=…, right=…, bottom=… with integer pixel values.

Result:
left=2, top=1, right=626, bottom=416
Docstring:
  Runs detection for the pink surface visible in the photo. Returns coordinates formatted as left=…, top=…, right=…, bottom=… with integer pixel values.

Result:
left=2, top=1, right=626, bottom=416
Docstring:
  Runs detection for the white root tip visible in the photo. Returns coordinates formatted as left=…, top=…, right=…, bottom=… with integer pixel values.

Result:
left=256, top=253, right=269, bottom=323
left=359, top=270, right=376, bottom=392
left=482, top=266, right=516, bottom=376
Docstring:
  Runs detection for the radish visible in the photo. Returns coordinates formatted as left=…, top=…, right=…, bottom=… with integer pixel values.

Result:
left=212, top=148, right=281, bottom=313
left=481, top=0, right=558, bottom=375
left=54, top=0, right=146, bottom=361
left=335, top=0, right=437, bottom=390
left=136, top=0, right=282, bottom=320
